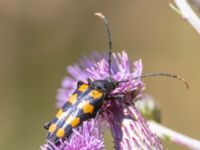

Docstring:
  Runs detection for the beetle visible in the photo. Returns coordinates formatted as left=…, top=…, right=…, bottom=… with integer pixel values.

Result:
left=44, top=13, right=188, bottom=145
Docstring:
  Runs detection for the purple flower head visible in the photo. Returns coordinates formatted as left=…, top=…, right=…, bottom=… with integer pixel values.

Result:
left=41, top=119, right=104, bottom=150
left=42, top=51, right=163, bottom=149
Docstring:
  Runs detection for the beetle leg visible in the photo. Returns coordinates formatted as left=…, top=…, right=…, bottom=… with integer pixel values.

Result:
left=95, top=109, right=102, bottom=119
left=107, top=93, right=125, bottom=100
left=91, top=109, right=102, bottom=132
left=44, top=121, right=51, bottom=130
left=87, top=78, right=92, bottom=83
left=77, top=80, right=84, bottom=87
left=108, top=93, right=134, bottom=106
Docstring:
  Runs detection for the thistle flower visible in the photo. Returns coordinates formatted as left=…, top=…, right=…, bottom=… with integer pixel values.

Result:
left=41, top=119, right=104, bottom=150
left=41, top=51, right=163, bottom=149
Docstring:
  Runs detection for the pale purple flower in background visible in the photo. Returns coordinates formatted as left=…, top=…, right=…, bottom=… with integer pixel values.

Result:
left=41, top=51, right=163, bottom=149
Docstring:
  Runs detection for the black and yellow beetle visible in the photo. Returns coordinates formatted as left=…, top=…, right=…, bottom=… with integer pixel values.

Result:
left=45, top=77, right=119, bottom=144
left=44, top=13, right=188, bottom=145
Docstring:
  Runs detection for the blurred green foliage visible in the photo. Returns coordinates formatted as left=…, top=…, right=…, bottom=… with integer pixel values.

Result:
left=0, top=0, right=200, bottom=149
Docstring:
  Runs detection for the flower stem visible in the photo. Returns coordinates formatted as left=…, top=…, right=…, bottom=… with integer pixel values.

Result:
left=149, top=120, right=200, bottom=150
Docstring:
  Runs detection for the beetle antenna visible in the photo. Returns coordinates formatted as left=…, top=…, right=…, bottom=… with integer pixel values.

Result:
left=118, top=72, right=189, bottom=89
left=95, top=12, right=112, bottom=77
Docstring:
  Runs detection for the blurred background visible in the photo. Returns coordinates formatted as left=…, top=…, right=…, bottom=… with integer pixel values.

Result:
left=0, top=0, right=199, bottom=149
